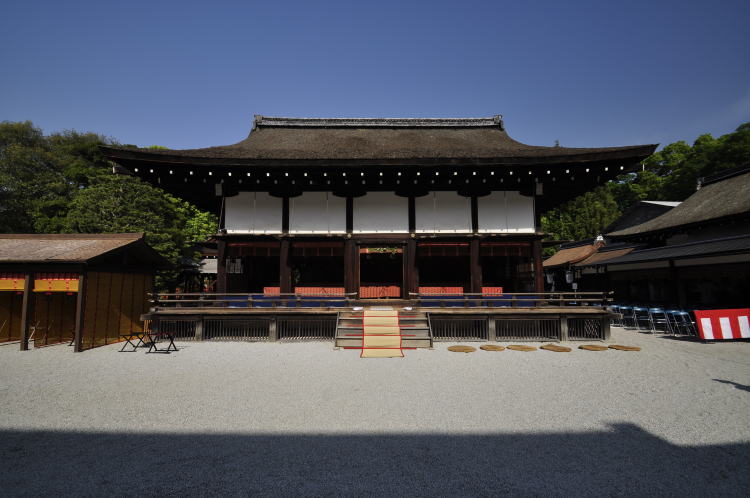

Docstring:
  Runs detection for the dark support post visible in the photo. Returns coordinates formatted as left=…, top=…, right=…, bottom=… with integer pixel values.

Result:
left=602, top=316, right=611, bottom=341
left=560, top=315, right=569, bottom=341
left=280, top=238, right=292, bottom=294
left=470, top=196, right=479, bottom=233
left=405, top=238, right=418, bottom=298
left=345, top=197, right=353, bottom=234
left=19, top=273, right=33, bottom=351
left=344, top=239, right=357, bottom=295
left=532, top=239, right=544, bottom=293
left=269, top=316, right=278, bottom=341
left=470, top=239, right=482, bottom=293
left=408, top=197, right=416, bottom=233
left=488, top=315, right=497, bottom=342
left=282, top=197, right=290, bottom=234
left=216, top=239, right=227, bottom=294
left=73, top=273, right=86, bottom=352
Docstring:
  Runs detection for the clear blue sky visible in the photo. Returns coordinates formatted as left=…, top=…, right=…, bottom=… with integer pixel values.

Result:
left=1, top=0, right=748, bottom=150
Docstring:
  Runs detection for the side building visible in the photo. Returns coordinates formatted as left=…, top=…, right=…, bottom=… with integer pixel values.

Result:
left=0, top=233, right=168, bottom=351
left=576, top=167, right=750, bottom=309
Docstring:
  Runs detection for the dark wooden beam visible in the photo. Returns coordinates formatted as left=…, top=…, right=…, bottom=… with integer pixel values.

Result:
left=344, top=239, right=357, bottom=295
left=73, top=273, right=86, bottom=352
left=471, top=196, right=479, bottom=233
left=470, top=239, right=482, bottom=293
left=532, top=239, right=544, bottom=293
left=408, top=196, right=416, bottom=233
left=282, top=197, right=290, bottom=234
left=279, top=238, right=292, bottom=293
left=405, top=238, right=418, bottom=296
left=19, top=273, right=33, bottom=351
left=346, top=197, right=353, bottom=234
left=216, top=239, right=227, bottom=294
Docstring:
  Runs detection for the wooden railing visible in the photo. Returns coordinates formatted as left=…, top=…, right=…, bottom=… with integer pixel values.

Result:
left=151, top=292, right=356, bottom=309
left=409, top=292, right=613, bottom=308
left=150, top=291, right=612, bottom=309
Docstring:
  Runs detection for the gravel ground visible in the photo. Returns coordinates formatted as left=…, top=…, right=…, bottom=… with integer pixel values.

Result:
left=1, top=327, right=749, bottom=496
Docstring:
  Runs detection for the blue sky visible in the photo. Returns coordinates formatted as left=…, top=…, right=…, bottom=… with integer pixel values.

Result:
left=1, top=0, right=748, bottom=150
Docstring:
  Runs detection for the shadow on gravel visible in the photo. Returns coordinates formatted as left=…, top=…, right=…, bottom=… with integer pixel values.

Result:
left=1, top=423, right=748, bottom=496
left=714, top=379, right=750, bottom=392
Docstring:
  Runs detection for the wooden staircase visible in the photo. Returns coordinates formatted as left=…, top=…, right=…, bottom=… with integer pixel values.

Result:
left=335, top=309, right=433, bottom=349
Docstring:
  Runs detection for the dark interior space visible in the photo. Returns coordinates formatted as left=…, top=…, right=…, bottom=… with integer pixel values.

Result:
left=360, top=253, right=402, bottom=287
left=481, top=255, right=535, bottom=293
left=292, top=256, right=344, bottom=287
left=228, top=256, right=280, bottom=293
left=418, top=256, right=469, bottom=289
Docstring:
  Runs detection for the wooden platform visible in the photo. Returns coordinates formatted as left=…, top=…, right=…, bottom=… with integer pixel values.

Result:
left=143, top=303, right=611, bottom=344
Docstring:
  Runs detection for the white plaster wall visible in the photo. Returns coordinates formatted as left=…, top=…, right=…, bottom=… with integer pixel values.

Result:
left=353, top=192, right=408, bottom=233
left=224, top=192, right=283, bottom=234
left=478, top=191, right=535, bottom=233
left=415, top=191, right=472, bottom=233
left=289, top=192, right=346, bottom=234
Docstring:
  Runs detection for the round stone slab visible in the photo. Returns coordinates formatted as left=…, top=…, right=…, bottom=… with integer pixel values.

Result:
left=540, top=344, right=572, bottom=352
left=448, top=345, right=476, bottom=353
left=507, top=345, right=537, bottom=352
left=480, top=344, right=505, bottom=351
left=609, top=345, right=641, bottom=351
left=579, top=344, right=608, bottom=351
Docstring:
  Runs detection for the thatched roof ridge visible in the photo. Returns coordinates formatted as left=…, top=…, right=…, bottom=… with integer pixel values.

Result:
left=0, top=233, right=166, bottom=265
left=608, top=169, right=750, bottom=238
left=100, top=115, right=657, bottom=166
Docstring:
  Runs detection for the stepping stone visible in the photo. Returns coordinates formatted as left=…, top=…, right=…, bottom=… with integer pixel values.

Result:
left=540, top=344, right=572, bottom=352
left=609, top=344, right=641, bottom=351
left=448, top=345, right=476, bottom=353
left=507, top=345, right=537, bottom=351
left=480, top=344, right=505, bottom=351
left=579, top=344, right=608, bottom=351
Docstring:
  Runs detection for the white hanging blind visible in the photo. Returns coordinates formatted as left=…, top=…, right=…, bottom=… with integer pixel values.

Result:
left=353, top=192, right=408, bottom=233
left=415, top=191, right=472, bottom=233
left=224, top=192, right=283, bottom=234
left=289, top=192, right=346, bottom=233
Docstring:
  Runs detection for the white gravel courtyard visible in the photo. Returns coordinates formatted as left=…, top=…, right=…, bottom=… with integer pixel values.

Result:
left=1, top=326, right=749, bottom=496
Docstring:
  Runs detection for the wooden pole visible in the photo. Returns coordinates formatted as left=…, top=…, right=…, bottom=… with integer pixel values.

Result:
left=19, top=273, right=33, bottom=351
left=279, top=238, right=292, bottom=294
left=532, top=239, right=544, bottom=293
left=73, top=273, right=86, bottom=352
left=470, top=239, right=482, bottom=293
left=344, top=239, right=356, bottom=295
left=216, top=239, right=227, bottom=294
left=405, top=238, right=418, bottom=297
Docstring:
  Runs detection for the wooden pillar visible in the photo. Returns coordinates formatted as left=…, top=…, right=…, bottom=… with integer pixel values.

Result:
left=73, top=273, right=86, bottom=352
left=282, top=197, right=290, bottom=234
left=19, top=273, right=33, bottom=351
left=470, top=239, right=482, bottom=293
left=405, top=238, right=418, bottom=298
left=532, top=239, right=544, bottom=293
left=279, top=238, right=292, bottom=294
left=216, top=239, right=227, bottom=294
left=344, top=239, right=357, bottom=296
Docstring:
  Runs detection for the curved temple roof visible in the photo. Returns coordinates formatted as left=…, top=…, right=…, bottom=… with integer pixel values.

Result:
left=101, top=115, right=657, bottom=166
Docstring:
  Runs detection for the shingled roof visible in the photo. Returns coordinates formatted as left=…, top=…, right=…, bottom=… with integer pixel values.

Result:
left=608, top=169, right=750, bottom=238
left=101, top=115, right=656, bottom=166
left=0, top=233, right=168, bottom=266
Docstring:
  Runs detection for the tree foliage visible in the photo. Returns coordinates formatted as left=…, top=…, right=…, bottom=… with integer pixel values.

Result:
left=0, top=120, right=217, bottom=290
left=542, top=122, right=750, bottom=247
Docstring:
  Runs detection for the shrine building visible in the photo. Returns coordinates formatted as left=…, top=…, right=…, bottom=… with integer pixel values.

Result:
left=102, top=115, right=656, bottom=301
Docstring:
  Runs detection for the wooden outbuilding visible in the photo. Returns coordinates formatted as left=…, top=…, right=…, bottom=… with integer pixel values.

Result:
left=0, top=233, right=168, bottom=352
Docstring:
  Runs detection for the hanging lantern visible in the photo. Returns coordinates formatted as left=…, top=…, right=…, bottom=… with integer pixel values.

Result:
left=565, top=270, right=574, bottom=284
